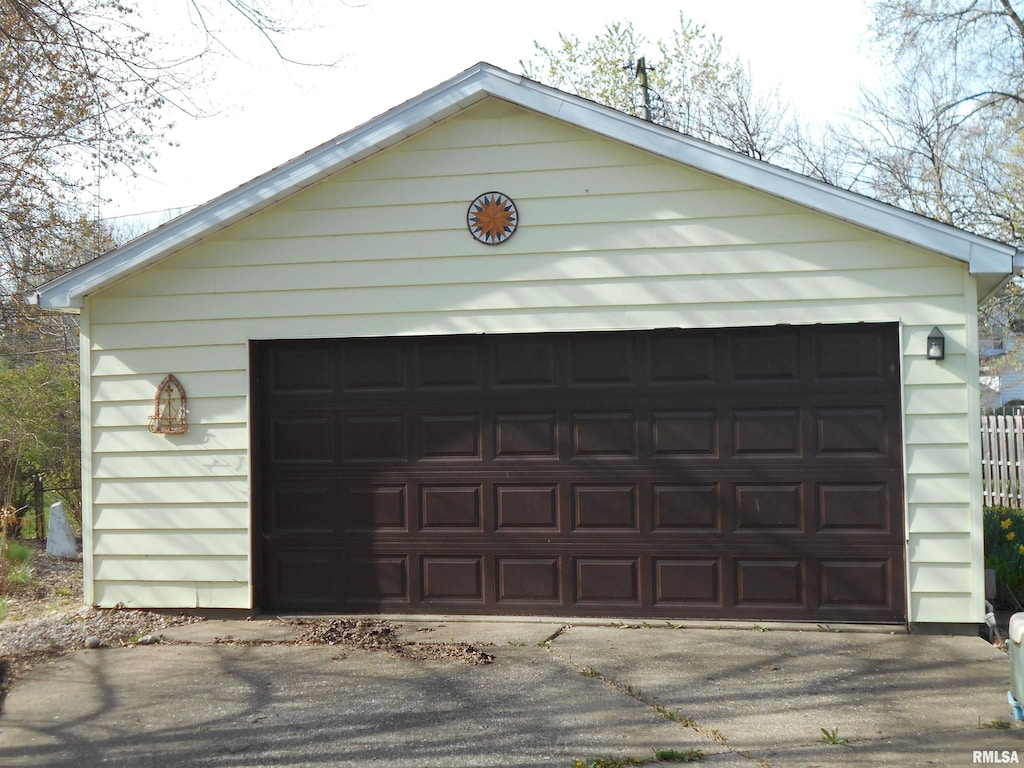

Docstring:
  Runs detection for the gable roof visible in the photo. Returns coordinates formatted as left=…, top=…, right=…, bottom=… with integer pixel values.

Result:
left=30, top=62, right=1019, bottom=311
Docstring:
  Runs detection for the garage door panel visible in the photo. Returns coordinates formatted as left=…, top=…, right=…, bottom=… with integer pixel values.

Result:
left=420, top=485, right=482, bottom=530
left=730, top=330, right=801, bottom=383
left=270, top=483, right=335, bottom=533
left=651, top=410, right=718, bottom=456
left=495, top=413, right=559, bottom=457
left=817, top=483, right=891, bottom=531
left=572, top=412, right=637, bottom=456
left=575, top=558, right=640, bottom=603
left=415, top=341, right=481, bottom=389
left=344, top=414, right=408, bottom=462
left=570, top=336, right=637, bottom=385
left=816, top=407, right=888, bottom=455
left=341, top=342, right=407, bottom=391
left=493, top=338, right=559, bottom=387
left=649, top=333, right=717, bottom=384
left=270, top=343, right=335, bottom=393
left=258, top=325, right=906, bottom=621
left=735, top=559, right=804, bottom=605
left=733, top=409, right=801, bottom=455
left=271, top=416, right=334, bottom=463
left=266, top=549, right=339, bottom=611
left=819, top=559, right=893, bottom=608
left=350, top=555, right=409, bottom=601
left=652, top=483, right=720, bottom=529
left=812, top=327, right=888, bottom=381
left=421, top=556, right=484, bottom=601
left=496, top=557, right=562, bottom=602
left=496, top=484, right=559, bottom=529
left=418, top=414, right=482, bottom=459
left=572, top=485, right=638, bottom=530
left=653, top=558, right=722, bottom=605
left=343, top=484, right=408, bottom=530
left=735, top=484, right=803, bottom=529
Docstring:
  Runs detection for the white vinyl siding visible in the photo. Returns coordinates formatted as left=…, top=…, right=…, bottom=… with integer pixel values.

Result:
left=84, top=98, right=981, bottom=622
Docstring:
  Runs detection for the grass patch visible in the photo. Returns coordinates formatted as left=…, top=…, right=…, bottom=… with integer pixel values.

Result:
left=0, top=533, right=36, bottom=600
left=5, top=541, right=33, bottom=564
left=820, top=727, right=849, bottom=746
left=654, top=748, right=703, bottom=761
left=570, top=661, right=718, bottom=743
left=570, top=748, right=703, bottom=767
left=2, top=539, right=34, bottom=586
left=652, top=702, right=696, bottom=728
left=6, top=559, right=32, bottom=586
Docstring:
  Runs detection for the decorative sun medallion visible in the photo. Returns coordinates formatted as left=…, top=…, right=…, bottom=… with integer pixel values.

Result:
left=467, top=191, right=519, bottom=245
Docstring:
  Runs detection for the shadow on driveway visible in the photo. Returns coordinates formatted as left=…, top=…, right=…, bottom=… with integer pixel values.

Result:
left=0, top=622, right=1019, bottom=767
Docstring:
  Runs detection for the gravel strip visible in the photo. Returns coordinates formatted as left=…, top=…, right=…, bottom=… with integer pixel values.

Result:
left=0, top=548, right=494, bottom=705
left=0, top=605, right=205, bottom=704
left=0, top=605, right=202, bottom=657
left=0, top=546, right=205, bottom=696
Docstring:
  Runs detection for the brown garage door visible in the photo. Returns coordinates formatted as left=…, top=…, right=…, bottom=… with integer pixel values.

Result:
left=254, top=325, right=905, bottom=622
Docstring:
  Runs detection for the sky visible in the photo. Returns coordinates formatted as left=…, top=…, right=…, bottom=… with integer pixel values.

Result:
left=99, top=0, right=881, bottom=229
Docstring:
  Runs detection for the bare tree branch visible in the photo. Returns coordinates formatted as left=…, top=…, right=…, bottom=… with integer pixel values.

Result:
left=521, top=14, right=796, bottom=163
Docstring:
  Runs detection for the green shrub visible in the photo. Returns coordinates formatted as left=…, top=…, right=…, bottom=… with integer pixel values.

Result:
left=0, top=536, right=35, bottom=596
left=984, top=506, right=1024, bottom=604
left=5, top=559, right=32, bottom=587
left=4, top=541, right=33, bottom=565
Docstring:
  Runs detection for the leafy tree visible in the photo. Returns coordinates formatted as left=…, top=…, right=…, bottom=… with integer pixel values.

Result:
left=2, top=1, right=346, bottom=355
left=855, top=1, right=1024, bottom=387
left=521, top=13, right=794, bottom=162
left=0, top=1, right=165, bottom=364
left=0, top=357, right=80, bottom=529
left=0, top=1, right=349, bottom=534
left=830, top=58, right=1011, bottom=235
left=872, top=0, right=1024, bottom=119
left=815, top=2, right=1024, bottom=244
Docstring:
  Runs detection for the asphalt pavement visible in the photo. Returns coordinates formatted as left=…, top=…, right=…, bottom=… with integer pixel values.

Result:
left=0, top=617, right=1020, bottom=767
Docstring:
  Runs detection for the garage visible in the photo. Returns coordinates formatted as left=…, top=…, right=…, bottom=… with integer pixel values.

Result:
left=31, top=63, right=1015, bottom=629
left=256, top=324, right=905, bottom=621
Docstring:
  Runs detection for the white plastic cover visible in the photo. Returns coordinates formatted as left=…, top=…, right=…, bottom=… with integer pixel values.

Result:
left=1009, top=612, right=1024, bottom=645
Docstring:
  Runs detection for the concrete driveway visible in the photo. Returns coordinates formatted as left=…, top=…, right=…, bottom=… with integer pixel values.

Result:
left=0, top=619, right=1019, bottom=767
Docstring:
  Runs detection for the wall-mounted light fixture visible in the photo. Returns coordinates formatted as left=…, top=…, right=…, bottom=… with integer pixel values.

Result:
left=926, top=327, right=945, bottom=360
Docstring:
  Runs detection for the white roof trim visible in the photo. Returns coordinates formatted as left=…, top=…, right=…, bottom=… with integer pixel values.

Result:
left=30, top=62, right=1015, bottom=311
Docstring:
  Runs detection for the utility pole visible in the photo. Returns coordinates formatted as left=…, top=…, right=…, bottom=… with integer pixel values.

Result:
left=635, top=56, right=652, bottom=122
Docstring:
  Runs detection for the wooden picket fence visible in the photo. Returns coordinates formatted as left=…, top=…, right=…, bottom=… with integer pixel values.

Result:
left=982, top=413, right=1024, bottom=507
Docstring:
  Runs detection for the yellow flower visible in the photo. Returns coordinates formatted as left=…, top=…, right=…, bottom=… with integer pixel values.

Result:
left=1019, top=544, right=1024, bottom=555
left=1008, top=532, right=1017, bottom=541
left=1003, top=518, right=1014, bottom=529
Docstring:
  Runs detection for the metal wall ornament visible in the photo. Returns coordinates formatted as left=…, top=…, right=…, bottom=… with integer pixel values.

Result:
left=467, top=191, right=518, bottom=245
left=148, top=374, right=189, bottom=434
